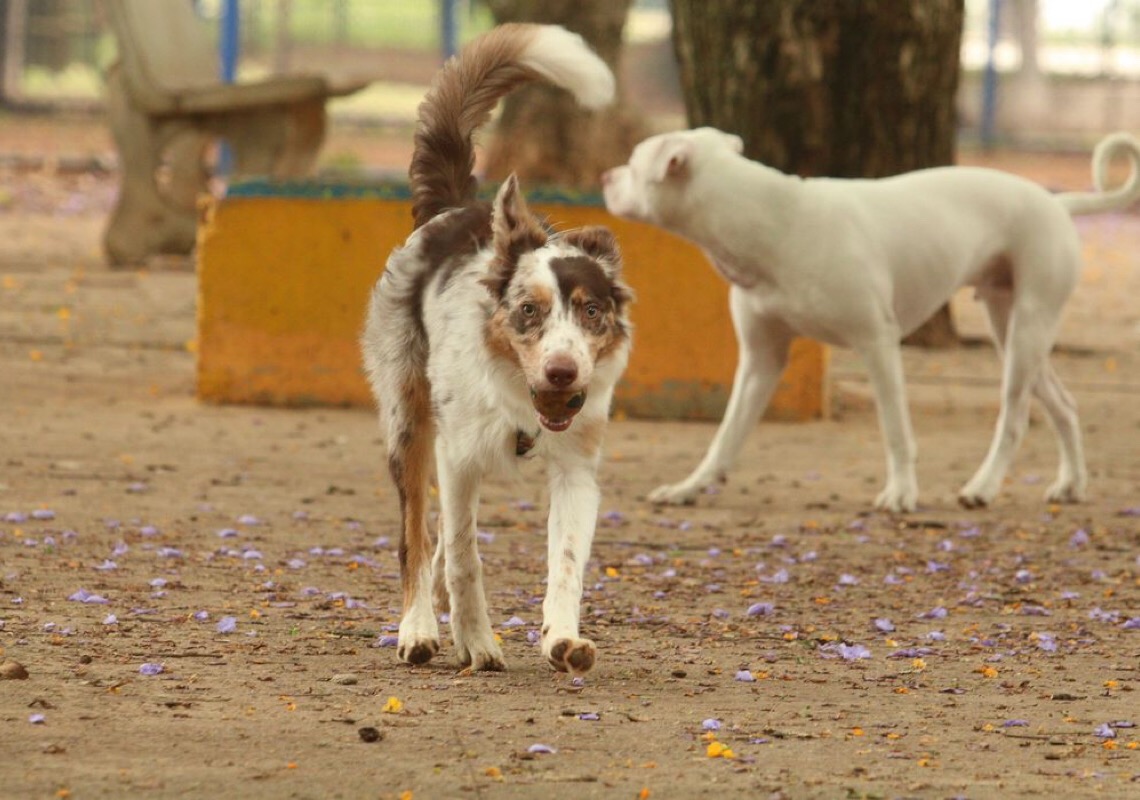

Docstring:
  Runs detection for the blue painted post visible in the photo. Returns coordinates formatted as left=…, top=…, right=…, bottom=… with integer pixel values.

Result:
left=981, top=0, right=1001, bottom=150
left=218, top=0, right=240, bottom=175
left=440, top=0, right=458, bottom=62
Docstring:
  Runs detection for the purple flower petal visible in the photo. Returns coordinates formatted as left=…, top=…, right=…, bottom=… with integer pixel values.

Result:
left=31, top=509, right=56, bottom=521
left=501, top=615, right=526, bottom=629
left=376, top=635, right=398, bottom=647
left=919, top=606, right=948, bottom=620
left=1122, top=617, right=1140, bottom=630
left=103, top=614, right=118, bottom=625
left=839, top=643, right=872, bottom=661
left=746, top=602, right=774, bottom=617
left=236, top=515, right=262, bottom=525
left=578, top=712, right=600, bottom=721
left=28, top=713, right=45, bottom=724
left=1094, top=723, right=1116, bottom=739
left=216, top=616, right=237, bottom=634
left=874, top=618, right=895, bottom=633
left=1002, top=719, right=1029, bottom=728
left=139, top=662, right=164, bottom=675
left=527, top=743, right=556, bottom=754
left=735, top=669, right=756, bottom=682
left=702, top=718, right=722, bottom=731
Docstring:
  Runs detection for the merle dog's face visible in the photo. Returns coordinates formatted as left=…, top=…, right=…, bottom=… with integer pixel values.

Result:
left=482, top=177, right=632, bottom=432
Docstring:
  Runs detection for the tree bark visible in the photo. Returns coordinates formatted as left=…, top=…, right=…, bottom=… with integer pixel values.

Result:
left=670, top=0, right=964, bottom=347
left=482, top=0, right=645, bottom=190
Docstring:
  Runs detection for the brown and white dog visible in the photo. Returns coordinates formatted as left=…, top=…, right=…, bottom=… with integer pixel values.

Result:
left=361, top=25, right=632, bottom=674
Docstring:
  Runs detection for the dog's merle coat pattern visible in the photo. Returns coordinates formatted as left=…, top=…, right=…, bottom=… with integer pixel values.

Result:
left=362, top=24, right=629, bottom=674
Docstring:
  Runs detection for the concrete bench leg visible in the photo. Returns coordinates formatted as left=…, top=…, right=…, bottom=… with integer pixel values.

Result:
left=103, top=64, right=201, bottom=266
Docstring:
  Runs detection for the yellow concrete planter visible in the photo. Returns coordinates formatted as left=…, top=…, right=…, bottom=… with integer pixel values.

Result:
left=196, top=179, right=827, bottom=421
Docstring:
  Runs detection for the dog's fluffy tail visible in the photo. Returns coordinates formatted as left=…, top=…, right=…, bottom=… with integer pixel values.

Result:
left=410, top=23, right=614, bottom=229
left=1058, top=132, right=1140, bottom=215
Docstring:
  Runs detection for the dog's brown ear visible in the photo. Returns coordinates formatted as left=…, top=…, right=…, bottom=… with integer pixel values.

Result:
left=562, top=226, right=619, bottom=270
left=483, top=174, right=548, bottom=298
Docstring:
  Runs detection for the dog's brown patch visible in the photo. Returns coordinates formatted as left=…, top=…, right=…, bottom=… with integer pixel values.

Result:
left=388, top=374, right=435, bottom=616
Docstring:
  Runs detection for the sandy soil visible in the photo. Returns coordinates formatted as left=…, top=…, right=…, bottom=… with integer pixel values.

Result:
left=1, top=115, right=1139, bottom=799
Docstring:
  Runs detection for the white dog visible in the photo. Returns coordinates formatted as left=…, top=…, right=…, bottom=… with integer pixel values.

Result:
left=361, top=25, right=631, bottom=674
left=603, top=127, right=1140, bottom=512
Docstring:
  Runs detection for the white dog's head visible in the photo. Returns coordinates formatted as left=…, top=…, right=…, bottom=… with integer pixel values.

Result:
left=602, top=127, right=744, bottom=224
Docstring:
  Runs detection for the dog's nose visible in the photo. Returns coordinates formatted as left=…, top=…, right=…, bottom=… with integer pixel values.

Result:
left=544, top=356, right=578, bottom=388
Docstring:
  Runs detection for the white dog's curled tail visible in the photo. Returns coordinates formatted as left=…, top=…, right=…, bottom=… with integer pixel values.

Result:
left=1059, top=131, right=1140, bottom=215
left=409, top=24, right=614, bottom=229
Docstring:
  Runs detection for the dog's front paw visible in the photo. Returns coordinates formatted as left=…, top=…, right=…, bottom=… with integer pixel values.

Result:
left=544, top=636, right=596, bottom=676
left=455, top=635, right=506, bottom=672
left=397, top=612, right=441, bottom=665
left=647, top=481, right=700, bottom=506
left=874, top=483, right=918, bottom=514
left=397, top=635, right=440, bottom=666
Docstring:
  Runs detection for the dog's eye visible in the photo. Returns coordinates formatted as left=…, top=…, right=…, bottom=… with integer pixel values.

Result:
left=520, top=302, right=537, bottom=317
left=584, top=303, right=600, bottom=319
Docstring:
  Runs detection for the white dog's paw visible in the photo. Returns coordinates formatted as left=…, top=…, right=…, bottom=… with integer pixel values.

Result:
left=957, top=478, right=998, bottom=509
left=647, top=480, right=701, bottom=506
left=874, top=482, right=918, bottom=514
left=1044, top=478, right=1085, bottom=505
left=543, top=636, right=596, bottom=675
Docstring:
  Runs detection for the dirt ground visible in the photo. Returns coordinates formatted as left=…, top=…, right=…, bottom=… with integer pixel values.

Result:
left=1, top=114, right=1139, bottom=800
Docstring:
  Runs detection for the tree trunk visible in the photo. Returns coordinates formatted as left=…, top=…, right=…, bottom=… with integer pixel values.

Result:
left=670, top=0, right=964, bottom=347
left=482, top=0, right=645, bottom=190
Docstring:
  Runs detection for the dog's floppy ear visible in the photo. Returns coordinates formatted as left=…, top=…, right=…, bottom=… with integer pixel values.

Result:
left=651, top=138, right=693, bottom=182
left=483, top=174, right=548, bottom=299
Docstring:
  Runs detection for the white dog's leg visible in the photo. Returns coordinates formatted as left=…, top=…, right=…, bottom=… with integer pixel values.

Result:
left=436, top=450, right=504, bottom=671
left=978, top=294, right=1086, bottom=504
left=1033, top=364, right=1087, bottom=502
left=541, top=460, right=600, bottom=675
left=649, top=290, right=793, bottom=505
left=959, top=309, right=1050, bottom=507
left=858, top=334, right=919, bottom=513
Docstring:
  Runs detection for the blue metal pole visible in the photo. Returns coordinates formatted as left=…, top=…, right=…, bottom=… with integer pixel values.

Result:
left=218, top=0, right=240, bottom=175
left=981, top=0, right=1001, bottom=150
left=220, top=0, right=240, bottom=82
left=441, top=0, right=458, bottom=62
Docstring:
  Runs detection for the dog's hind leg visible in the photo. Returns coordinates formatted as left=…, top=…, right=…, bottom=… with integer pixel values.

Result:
left=857, top=332, right=920, bottom=513
left=959, top=301, right=1054, bottom=507
left=541, top=453, right=602, bottom=675
left=975, top=293, right=1086, bottom=504
left=437, top=450, right=504, bottom=671
left=1033, top=363, right=1087, bottom=503
left=648, top=290, right=794, bottom=505
left=388, top=374, right=442, bottom=665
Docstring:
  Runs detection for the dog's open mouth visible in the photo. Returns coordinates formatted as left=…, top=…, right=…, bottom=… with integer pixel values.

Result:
left=530, top=389, right=587, bottom=432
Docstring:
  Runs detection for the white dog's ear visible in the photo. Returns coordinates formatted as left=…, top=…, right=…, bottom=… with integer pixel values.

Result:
left=652, top=139, right=693, bottom=182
